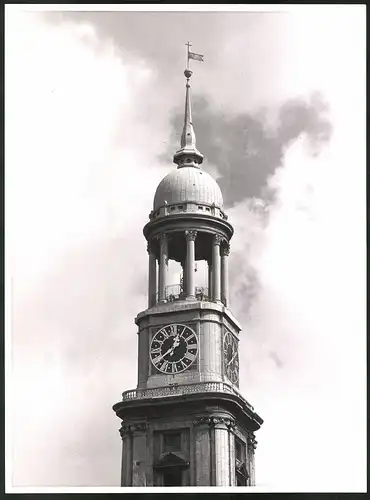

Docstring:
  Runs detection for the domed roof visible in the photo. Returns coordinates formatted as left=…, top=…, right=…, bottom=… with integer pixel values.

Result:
left=153, top=167, right=223, bottom=211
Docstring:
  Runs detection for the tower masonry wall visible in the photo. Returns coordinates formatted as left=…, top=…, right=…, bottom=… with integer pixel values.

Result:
left=135, top=301, right=241, bottom=389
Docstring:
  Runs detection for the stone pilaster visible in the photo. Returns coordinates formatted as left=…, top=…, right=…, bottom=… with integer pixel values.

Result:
left=227, top=419, right=236, bottom=486
left=212, top=417, right=233, bottom=486
left=193, top=416, right=212, bottom=486
left=119, top=424, right=133, bottom=486
left=247, top=433, right=257, bottom=486
left=131, top=422, right=147, bottom=486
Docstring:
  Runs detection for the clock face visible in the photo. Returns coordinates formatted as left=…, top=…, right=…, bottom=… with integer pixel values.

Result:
left=224, top=331, right=239, bottom=384
left=150, top=324, right=199, bottom=374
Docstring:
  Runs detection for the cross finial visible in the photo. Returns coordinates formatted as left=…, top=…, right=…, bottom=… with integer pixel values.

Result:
left=186, top=41, right=192, bottom=69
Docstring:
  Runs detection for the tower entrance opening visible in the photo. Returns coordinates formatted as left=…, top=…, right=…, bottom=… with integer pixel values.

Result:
left=162, top=467, right=183, bottom=486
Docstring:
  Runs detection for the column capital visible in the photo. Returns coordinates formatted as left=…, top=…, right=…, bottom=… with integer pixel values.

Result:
left=119, top=424, right=132, bottom=438
left=146, top=240, right=155, bottom=255
left=130, top=422, right=147, bottom=433
left=185, top=229, right=198, bottom=242
left=193, top=415, right=236, bottom=429
left=211, top=416, right=235, bottom=429
left=247, top=433, right=258, bottom=451
left=193, top=416, right=213, bottom=427
left=221, top=243, right=230, bottom=257
left=213, top=234, right=223, bottom=246
left=154, top=232, right=170, bottom=243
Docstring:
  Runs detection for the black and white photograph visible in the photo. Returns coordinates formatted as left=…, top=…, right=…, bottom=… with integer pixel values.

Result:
left=5, top=4, right=366, bottom=493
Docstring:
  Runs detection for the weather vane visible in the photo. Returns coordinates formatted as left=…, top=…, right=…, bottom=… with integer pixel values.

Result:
left=185, top=42, right=204, bottom=78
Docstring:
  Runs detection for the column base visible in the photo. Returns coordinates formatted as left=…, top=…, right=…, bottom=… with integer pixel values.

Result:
left=213, top=299, right=223, bottom=305
left=185, top=295, right=196, bottom=301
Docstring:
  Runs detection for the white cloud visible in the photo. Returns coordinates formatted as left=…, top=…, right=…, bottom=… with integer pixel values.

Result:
left=6, top=11, right=165, bottom=487
left=228, top=37, right=365, bottom=486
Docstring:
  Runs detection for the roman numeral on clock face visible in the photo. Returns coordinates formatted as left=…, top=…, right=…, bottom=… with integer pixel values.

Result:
left=184, top=351, right=196, bottom=362
left=161, top=360, right=169, bottom=371
left=152, top=355, right=162, bottom=365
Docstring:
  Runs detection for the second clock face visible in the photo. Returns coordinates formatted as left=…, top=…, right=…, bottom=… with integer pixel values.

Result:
left=150, top=324, right=198, bottom=374
left=224, top=331, right=239, bottom=384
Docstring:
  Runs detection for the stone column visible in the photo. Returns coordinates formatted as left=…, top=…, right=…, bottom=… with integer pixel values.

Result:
left=207, top=260, right=213, bottom=300
left=212, top=235, right=222, bottom=302
left=131, top=423, right=147, bottom=487
left=213, top=417, right=231, bottom=486
left=221, top=243, right=230, bottom=307
left=147, top=241, right=157, bottom=307
left=158, top=233, right=168, bottom=303
left=193, top=416, right=212, bottom=486
left=119, top=424, right=133, bottom=486
left=185, top=230, right=197, bottom=299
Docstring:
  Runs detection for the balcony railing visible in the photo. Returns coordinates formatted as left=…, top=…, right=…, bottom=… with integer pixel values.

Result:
left=156, top=284, right=210, bottom=303
left=121, top=381, right=254, bottom=411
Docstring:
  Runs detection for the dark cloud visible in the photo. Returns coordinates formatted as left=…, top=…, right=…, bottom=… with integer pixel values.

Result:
left=164, top=92, right=332, bottom=207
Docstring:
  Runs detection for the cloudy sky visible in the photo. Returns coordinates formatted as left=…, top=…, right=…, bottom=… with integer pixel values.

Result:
left=6, top=4, right=366, bottom=492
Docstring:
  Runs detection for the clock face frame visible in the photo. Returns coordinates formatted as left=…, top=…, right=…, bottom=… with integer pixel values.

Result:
left=224, top=330, right=239, bottom=385
left=150, top=323, right=199, bottom=374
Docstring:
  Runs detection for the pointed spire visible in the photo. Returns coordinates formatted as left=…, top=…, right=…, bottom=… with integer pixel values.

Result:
left=173, top=68, right=204, bottom=168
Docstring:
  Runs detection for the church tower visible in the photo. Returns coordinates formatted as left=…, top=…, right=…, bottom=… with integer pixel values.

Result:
left=113, top=51, right=263, bottom=487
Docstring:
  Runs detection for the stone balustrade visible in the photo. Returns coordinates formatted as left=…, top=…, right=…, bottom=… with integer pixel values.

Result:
left=121, top=381, right=254, bottom=411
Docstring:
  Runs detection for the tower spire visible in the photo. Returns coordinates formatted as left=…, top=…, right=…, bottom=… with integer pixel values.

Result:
left=173, top=43, right=204, bottom=168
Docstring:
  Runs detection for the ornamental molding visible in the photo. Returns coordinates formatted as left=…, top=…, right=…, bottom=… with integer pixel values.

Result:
left=119, top=422, right=147, bottom=437
left=193, top=416, right=236, bottom=429
left=193, top=416, right=213, bottom=427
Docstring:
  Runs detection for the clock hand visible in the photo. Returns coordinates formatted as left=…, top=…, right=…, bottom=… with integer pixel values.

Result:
left=156, top=345, right=174, bottom=361
left=168, top=336, right=181, bottom=356
left=157, top=335, right=180, bottom=361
